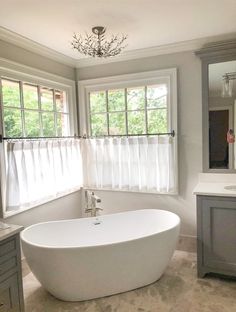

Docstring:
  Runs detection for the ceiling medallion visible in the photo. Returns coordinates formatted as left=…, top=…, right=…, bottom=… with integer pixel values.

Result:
left=71, top=26, right=128, bottom=58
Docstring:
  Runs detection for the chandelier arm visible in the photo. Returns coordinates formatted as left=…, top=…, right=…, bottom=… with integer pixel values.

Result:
left=104, top=36, right=127, bottom=56
left=71, top=27, right=128, bottom=58
left=72, top=33, right=100, bottom=56
left=101, top=35, right=127, bottom=52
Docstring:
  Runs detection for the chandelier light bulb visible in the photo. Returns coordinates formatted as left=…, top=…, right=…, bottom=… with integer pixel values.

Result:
left=71, top=26, right=128, bottom=58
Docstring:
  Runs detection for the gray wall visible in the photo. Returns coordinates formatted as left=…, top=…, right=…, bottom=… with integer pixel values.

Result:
left=77, top=51, right=202, bottom=236
left=7, top=191, right=82, bottom=227
left=0, top=40, right=76, bottom=80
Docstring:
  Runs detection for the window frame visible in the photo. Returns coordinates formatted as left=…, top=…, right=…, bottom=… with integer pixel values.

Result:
left=88, top=83, right=169, bottom=137
left=0, top=58, right=78, bottom=218
left=0, top=68, right=77, bottom=139
left=78, top=68, right=178, bottom=195
left=78, top=68, right=177, bottom=138
left=1, top=77, right=71, bottom=138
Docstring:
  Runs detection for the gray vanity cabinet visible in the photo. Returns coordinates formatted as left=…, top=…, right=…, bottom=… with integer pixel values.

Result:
left=197, top=195, right=236, bottom=278
left=0, top=228, right=24, bottom=311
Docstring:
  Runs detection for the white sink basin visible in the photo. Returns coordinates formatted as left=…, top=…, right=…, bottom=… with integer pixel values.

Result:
left=224, top=185, right=236, bottom=191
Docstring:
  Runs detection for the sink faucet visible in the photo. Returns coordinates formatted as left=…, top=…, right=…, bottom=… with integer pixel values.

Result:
left=85, top=190, right=103, bottom=217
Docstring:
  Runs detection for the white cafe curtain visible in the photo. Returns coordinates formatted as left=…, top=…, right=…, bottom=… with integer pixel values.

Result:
left=82, top=136, right=176, bottom=193
left=5, top=139, right=83, bottom=211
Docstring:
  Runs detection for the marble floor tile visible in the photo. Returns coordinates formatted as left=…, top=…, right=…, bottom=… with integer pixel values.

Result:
left=177, top=235, right=196, bottom=253
left=23, top=250, right=236, bottom=312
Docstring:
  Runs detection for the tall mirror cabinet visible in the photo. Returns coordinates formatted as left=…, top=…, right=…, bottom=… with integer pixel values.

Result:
left=196, top=40, right=236, bottom=278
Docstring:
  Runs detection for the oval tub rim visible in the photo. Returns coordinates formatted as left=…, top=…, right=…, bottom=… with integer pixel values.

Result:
left=20, top=209, right=180, bottom=250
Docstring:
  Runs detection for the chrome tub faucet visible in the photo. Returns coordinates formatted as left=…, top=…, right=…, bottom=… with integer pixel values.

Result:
left=85, top=190, right=103, bottom=217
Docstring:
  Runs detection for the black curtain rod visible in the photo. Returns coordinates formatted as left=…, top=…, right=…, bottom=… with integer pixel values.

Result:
left=0, top=130, right=175, bottom=142
left=0, top=135, right=80, bottom=142
left=87, top=130, right=175, bottom=138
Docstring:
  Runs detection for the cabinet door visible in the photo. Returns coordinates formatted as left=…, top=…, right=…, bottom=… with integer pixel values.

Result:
left=201, top=197, right=236, bottom=274
left=0, top=274, right=20, bottom=312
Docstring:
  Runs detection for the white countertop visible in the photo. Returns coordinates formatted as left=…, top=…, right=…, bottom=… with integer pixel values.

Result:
left=193, top=173, right=236, bottom=197
left=193, top=182, right=236, bottom=197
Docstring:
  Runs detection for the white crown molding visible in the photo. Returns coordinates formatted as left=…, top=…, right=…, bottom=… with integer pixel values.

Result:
left=76, top=32, right=236, bottom=68
left=0, top=26, right=76, bottom=67
left=0, top=26, right=236, bottom=69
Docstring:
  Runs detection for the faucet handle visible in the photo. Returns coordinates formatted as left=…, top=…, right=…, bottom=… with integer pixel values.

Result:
left=95, top=207, right=103, bottom=211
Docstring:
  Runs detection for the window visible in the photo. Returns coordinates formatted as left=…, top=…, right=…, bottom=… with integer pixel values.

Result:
left=1, top=78, right=69, bottom=138
left=79, top=68, right=178, bottom=194
left=89, top=84, right=168, bottom=136
left=0, top=62, right=79, bottom=218
left=79, top=68, right=176, bottom=137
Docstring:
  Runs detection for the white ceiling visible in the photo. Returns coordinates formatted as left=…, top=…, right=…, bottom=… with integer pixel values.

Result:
left=1, top=0, right=236, bottom=61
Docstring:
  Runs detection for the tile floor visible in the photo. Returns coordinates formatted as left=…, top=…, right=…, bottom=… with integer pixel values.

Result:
left=23, top=251, right=236, bottom=312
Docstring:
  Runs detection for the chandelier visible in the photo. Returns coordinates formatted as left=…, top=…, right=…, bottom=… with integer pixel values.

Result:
left=71, top=26, right=127, bottom=58
left=222, top=72, right=236, bottom=97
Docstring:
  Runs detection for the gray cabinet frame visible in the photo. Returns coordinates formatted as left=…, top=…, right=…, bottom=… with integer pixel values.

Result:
left=197, top=195, right=236, bottom=278
left=0, top=233, right=24, bottom=311
left=195, top=40, right=236, bottom=173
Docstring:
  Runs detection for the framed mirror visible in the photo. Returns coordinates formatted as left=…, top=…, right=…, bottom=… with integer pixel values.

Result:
left=196, top=40, right=236, bottom=172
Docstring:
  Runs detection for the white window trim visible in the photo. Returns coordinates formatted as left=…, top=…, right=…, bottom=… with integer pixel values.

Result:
left=78, top=68, right=178, bottom=194
left=0, top=58, right=79, bottom=218
left=0, top=58, right=78, bottom=136
left=78, top=68, right=177, bottom=137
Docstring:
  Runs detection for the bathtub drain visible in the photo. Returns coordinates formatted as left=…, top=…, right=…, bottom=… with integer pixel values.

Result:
left=93, top=218, right=101, bottom=225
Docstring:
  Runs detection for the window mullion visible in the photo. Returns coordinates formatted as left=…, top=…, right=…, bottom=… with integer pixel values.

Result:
left=0, top=79, right=5, bottom=136
left=88, top=92, right=93, bottom=136
left=19, top=81, right=26, bottom=137
left=125, top=88, right=128, bottom=135
left=38, top=86, right=43, bottom=136
left=53, top=89, right=57, bottom=136
left=144, top=86, right=148, bottom=134
left=106, top=90, right=109, bottom=136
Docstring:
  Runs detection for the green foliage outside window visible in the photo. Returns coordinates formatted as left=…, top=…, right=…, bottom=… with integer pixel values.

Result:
left=1, top=79, right=69, bottom=138
left=108, top=90, right=125, bottom=111
left=128, top=111, right=146, bottom=134
left=23, top=84, right=38, bottom=110
left=109, top=113, right=126, bottom=135
left=24, top=111, right=40, bottom=137
left=89, top=84, right=168, bottom=136
left=127, top=87, right=145, bottom=110
left=90, top=114, right=107, bottom=136
left=2, top=80, right=20, bottom=108
left=3, top=108, right=22, bottom=137
left=90, top=92, right=106, bottom=113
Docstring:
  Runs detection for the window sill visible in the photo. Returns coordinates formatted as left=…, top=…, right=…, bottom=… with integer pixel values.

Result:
left=3, top=187, right=82, bottom=219
left=83, top=186, right=178, bottom=196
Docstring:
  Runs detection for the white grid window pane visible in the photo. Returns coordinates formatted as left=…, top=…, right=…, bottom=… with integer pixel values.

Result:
left=89, top=84, right=169, bottom=136
left=23, top=84, right=39, bottom=110
left=1, top=78, right=70, bottom=138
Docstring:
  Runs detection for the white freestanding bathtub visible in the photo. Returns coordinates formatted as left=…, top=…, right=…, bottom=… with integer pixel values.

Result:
left=21, top=209, right=180, bottom=301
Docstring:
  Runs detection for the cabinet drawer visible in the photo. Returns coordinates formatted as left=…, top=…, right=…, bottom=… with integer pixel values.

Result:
left=0, top=287, right=11, bottom=312
left=0, top=274, right=20, bottom=312
left=0, top=257, right=17, bottom=277
left=0, top=239, right=16, bottom=258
